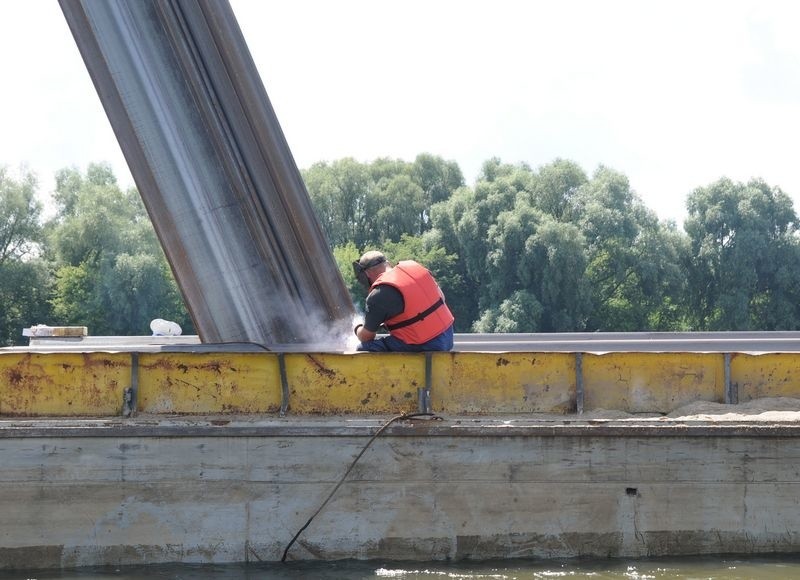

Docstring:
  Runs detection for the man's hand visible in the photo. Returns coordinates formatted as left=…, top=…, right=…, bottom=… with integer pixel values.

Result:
left=355, top=324, right=377, bottom=343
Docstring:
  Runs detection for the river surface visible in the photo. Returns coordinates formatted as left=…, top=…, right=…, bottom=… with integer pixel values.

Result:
left=6, top=555, right=800, bottom=579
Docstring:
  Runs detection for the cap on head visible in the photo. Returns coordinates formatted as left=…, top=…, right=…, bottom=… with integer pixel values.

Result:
left=357, top=250, right=386, bottom=270
left=353, top=250, right=387, bottom=290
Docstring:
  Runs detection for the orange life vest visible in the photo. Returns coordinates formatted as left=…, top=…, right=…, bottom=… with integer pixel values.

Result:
left=371, top=261, right=454, bottom=344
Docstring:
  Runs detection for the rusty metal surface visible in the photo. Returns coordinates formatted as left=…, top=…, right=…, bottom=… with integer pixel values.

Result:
left=58, top=0, right=353, bottom=346
left=0, top=352, right=129, bottom=416
left=9, top=337, right=800, bottom=416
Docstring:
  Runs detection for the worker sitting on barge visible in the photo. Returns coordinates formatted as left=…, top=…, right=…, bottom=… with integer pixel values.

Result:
left=352, top=251, right=454, bottom=352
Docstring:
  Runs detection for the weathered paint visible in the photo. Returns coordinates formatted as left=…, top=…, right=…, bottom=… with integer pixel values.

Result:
left=285, top=353, right=423, bottom=414
left=137, top=353, right=282, bottom=413
left=431, top=352, right=576, bottom=413
left=0, top=352, right=128, bottom=416
left=1, top=419, right=800, bottom=568
left=6, top=350, right=800, bottom=416
left=732, top=353, right=800, bottom=401
left=582, top=352, right=724, bottom=413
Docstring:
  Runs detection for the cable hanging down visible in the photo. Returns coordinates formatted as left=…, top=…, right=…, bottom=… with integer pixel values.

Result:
left=281, top=412, right=440, bottom=562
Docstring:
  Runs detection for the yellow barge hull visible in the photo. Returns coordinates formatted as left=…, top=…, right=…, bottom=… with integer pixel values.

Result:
left=0, top=349, right=797, bottom=416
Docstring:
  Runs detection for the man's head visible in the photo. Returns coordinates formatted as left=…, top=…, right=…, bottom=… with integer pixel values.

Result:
left=353, top=250, right=389, bottom=290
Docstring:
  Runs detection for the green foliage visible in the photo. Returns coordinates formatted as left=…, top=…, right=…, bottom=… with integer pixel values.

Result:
left=5, top=153, right=800, bottom=343
left=46, top=163, right=192, bottom=335
left=303, top=158, right=375, bottom=248
left=485, top=200, right=544, bottom=304
left=48, top=165, right=160, bottom=264
left=303, top=154, right=464, bottom=249
left=430, top=159, right=533, bottom=332
left=473, top=290, right=543, bottom=332
left=374, top=175, right=425, bottom=242
left=411, top=153, right=465, bottom=229
left=458, top=159, right=695, bottom=332
left=0, top=167, right=41, bottom=265
left=332, top=241, right=363, bottom=307
left=0, top=167, right=50, bottom=345
left=0, top=259, right=51, bottom=346
left=684, top=177, right=800, bottom=330
left=478, top=196, right=592, bottom=332
left=524, top=218, right=591, bottom=331
left=526, top=158, right=588, bottom=220
left=572, top=166, right=690, bottom=331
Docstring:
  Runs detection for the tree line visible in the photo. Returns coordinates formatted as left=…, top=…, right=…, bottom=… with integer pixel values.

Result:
left=0, top=164, right=189, bottom=346
left=310, top=154, right=800, bottom=333
left=2, top=155, right=800, bottom=345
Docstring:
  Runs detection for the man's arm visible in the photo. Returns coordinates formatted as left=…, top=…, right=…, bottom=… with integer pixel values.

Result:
left=356, top=286, right=404, bottom=342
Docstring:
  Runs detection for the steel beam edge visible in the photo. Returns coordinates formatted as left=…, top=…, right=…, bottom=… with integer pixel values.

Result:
left=0, top=420, right=798, bottom=439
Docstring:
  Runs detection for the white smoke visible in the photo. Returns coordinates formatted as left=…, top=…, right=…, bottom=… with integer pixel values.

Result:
left=293, top=304, right=364, bottom=352
left=345, top=313, right=363, bottom=351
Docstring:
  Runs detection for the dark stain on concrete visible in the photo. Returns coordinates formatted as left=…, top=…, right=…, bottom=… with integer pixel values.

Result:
left=0, top=545, right=65, bottom=569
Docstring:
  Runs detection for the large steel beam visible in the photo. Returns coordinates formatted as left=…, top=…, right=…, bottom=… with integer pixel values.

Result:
left=58, top=0, right=354, bottom=346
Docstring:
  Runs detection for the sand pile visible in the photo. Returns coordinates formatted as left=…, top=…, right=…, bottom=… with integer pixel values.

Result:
left=665, top=397, right=800, bottom=422
left=577, top=397, right=800, bottom=423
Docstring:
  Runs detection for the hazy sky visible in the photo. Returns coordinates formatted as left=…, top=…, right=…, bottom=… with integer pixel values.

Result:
left=2, top=1, right=800, bottom=225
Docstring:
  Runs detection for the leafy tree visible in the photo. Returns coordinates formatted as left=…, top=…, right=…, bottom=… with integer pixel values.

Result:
left=303, top=158, right=376, bottom=248
left=484, top=200, right=544, bottom=305
left=480, top=200, right=590, bottom=332
left=304, top=154, right=463, bottom=248
left=0, top=167, right=41, bottom=265
left=684, top=177, right=800, bottom=330
left=332, top=241, right=362, bottom=307
left=526, top=158, right=588, bottom=220
left=368, top=157, right=410, bottom=183
left=523, top=218, right=591, bottom=331
left=373, top=174, right=425, bottom=242
left=636, top=222, right=691, bottom=330
left=473, top=290, right=543, bottom=332
left=572, top=167, right=687, bottom=331
left=47, top=164, right=192, bottom=335
left=431, top=159, right=530, bottom=283
left=412, top=153, right=464, bottom=205
left=419, top=226, right=479, bottom=332
left=0, top=260, right=52, bottom=346
left=431, top=159, right=598, bottom=332
left=0, top=167, right=52, bottom=346
left=411, top=153, right=464, bottom=231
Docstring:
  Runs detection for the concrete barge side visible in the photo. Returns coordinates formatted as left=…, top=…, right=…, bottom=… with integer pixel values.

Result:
left=2, top=416, right=800, bottom=568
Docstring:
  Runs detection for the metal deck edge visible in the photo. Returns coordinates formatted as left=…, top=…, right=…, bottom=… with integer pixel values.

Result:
left=0, top=417, right=798, bottom=438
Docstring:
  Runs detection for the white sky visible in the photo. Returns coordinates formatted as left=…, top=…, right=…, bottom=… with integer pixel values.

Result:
left=2, top=1, right=800, bottom=225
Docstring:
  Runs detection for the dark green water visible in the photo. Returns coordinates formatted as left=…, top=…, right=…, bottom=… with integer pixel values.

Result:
left=6, top=555, right=800, bottom=579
